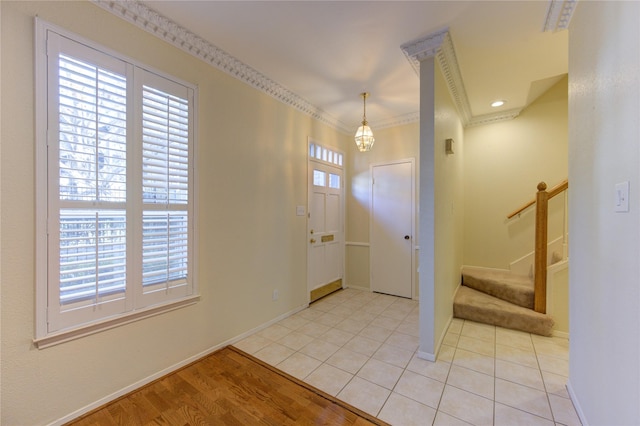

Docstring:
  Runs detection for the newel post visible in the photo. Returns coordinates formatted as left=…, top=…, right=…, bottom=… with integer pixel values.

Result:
left=534, top=182, right=548, bottom=313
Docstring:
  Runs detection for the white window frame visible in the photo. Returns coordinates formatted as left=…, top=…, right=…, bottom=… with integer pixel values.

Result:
left=34, top=19, right=199, bottom=348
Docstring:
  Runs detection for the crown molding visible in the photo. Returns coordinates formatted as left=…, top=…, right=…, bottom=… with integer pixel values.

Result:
left=435, top=32, right=473, bottom=125
left=467, top=108, right=521, bottom=128
left=401, top=29, right=516, bottom=128
left=91, top=0, right=351, bottom=133
left=543, top=0, right=578, bottom=32
left=400, top=27, right=449, bottom=70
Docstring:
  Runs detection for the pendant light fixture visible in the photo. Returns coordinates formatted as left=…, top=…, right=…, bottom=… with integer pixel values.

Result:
left=354, top=92, right=375, bottom=152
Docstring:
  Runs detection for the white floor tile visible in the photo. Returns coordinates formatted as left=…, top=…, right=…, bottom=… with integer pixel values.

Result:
left=460, top=321, right=496, bottom=343
left=394, top=370, right=445, bottom=409
left=457, top=335, right=495, bottom=357
left=359, top=324, right=394, bottom=343
left=447, top=364, right=494, bottom=399
left=357, top=358, right=403, bottom=390
left=277, top=331, right=315, bottom=351
left=496, top=342, right=538, bottom=369
left=453, top=348, right=495, bottom=376
left=233, top=290, right=572, bottom=426
left=396, top=321, right=420, bottom=337
left=326, top=347, right=370, bottom=374
left=378, top=392, right=437, bottom=426
left=541, top=370, right=570, bottom=398
left=438, top=385, right=494, bottom=426
left=548, top=393, right=582, bottom=426
left=315, top=311, right=345, bottom=327
left=256, top=323, right=292, bottom=341
left=337, top=376, right=390, bottom=417
left=343, top=335, right=382, bottom=357
left=317, top=327, right=354, bottom=346
left=298, top=339, right=340, bottom=362
left=304, top=363, right=353, bottom=396
left=385, top=331, right=419, bottom=352
left=495, top=402, right=554, bottom=426
left=276, top=352, right=321, bottom=380
left=495, top=378, right=553, bottom=420
left=537, top=353, right=569, bottom=376
left=496, top=327, right=534, bottom=351
left=372, top=343, right=414, bottom=369
left=433, top=410, right=473, bottom=426
left=278, top=314, right=310, bottom=331
left=495, top=359, right=545, bottom=391
left=234, top=334, right=272, bottom=354
left=406, top=354, right=451, bottom=382
left=253, top=342, right=295, bottom=365
left=296, top=321, right=331, bottom=338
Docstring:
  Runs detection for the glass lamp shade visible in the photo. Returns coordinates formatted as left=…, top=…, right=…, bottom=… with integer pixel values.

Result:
left=354, top=124, right=375, bottom=152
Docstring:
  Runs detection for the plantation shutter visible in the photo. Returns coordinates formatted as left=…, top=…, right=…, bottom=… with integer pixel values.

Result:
left=139, top=71, right=192, bottom=305
left=48, top=34, right=132, bottom=330
left=40, top=26, right=196, bottom=339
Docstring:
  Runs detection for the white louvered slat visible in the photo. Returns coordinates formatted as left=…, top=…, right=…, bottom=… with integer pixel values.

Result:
left=58, top=210, right=126, bottom=307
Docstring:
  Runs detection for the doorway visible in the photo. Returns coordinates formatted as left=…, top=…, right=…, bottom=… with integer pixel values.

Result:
left=370, top=159, right=415, bottom=298
left=307, top=141, right=344, bottom=302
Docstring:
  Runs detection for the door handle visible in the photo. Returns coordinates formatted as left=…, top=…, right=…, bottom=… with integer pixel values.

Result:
left=310, top=238, right=316, bottom=244
left=404, top=235, right=410, bottom=240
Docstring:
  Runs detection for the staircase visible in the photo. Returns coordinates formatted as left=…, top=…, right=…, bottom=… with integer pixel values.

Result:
left=454, top=266, right=554, bottom=336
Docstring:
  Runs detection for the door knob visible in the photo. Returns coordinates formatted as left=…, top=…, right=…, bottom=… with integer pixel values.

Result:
left=310, top=238, right=316, bottom=244
left=404, top=235, right=410, bottom=240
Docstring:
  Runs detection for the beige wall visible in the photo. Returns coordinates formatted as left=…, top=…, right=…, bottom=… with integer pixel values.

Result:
left=463, top=77, right=568, bottom=269
left=345, top=122, right=419, bottom=292
left=568, top=2, right=640, bottom=424
left=433, top=63, right=465, bottom=350
left=0, top=2, right=347, bottom=423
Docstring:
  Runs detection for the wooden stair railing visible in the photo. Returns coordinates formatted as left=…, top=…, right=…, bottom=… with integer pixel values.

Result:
left=508, top=179, right=568, bottom=313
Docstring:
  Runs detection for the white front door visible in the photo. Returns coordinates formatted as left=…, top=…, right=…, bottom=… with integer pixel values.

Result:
left=307, top=144, right=344, bottom=301
left=370, top=160, right=415, bottom=298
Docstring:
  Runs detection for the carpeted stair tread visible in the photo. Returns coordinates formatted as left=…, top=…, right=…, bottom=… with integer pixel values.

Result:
left=454, top=286, right=554, bottom=336
left=462, top=266, right=533, bottom=309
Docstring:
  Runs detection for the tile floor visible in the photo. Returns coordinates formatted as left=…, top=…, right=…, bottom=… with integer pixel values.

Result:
left=234, top=288, right=581, bottom=426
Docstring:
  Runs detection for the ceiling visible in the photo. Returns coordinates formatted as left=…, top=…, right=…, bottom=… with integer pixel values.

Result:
left=138, top=0, right=569, bottom=133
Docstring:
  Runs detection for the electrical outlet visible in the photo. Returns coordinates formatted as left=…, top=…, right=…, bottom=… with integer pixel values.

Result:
left=272, top=289, right=279, bottom=301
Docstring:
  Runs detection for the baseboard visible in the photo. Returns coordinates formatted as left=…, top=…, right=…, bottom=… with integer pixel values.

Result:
left=552, top=329, right=569, bottom=339
left=566, top=378, right=588, bottom=426
left=436, top=313, right=454, bottom=357
left=344, top=284, right=371, bottom=292
left=462, top=264, right=511, bottom=274
left=417, top=350, right=436, bottom=362
left=49, top=303, right=309, bottom=426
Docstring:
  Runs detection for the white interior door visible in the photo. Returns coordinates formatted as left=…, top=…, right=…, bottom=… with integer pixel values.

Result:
left=308, top=158, right=343, bottom=297
left=370, top=160, right=414, bottom=298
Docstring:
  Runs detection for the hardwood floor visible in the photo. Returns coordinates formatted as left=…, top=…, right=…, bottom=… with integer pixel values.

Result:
left=67, top=346, right=388, bottom=425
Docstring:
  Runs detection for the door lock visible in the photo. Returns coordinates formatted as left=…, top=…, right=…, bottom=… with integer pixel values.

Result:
left=310, top=238, right=317, bottom=244
left=404, top=235, right=410, bottom=240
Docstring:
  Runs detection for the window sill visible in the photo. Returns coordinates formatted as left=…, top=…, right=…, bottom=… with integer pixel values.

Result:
left=34, top=295, right=200, bottom=349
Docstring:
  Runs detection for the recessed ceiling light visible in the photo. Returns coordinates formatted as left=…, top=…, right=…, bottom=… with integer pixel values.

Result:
left=491, top=100, right=506, bottom=108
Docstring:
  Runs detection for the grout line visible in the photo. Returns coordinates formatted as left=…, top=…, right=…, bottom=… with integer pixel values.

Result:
left=235, top=289, right=576, bottom=425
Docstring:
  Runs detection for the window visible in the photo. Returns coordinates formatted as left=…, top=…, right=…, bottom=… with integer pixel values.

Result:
left=309, top=142, right=343, bottom=166
left=36, top=22, right=197, bottom=344
left=313, top=170, right=327, bottom=187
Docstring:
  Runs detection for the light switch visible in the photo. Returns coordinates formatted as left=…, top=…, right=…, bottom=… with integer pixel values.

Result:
left=615, top=181, right=630, bottom=212
left=296, top=205, right=306, bottom=216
